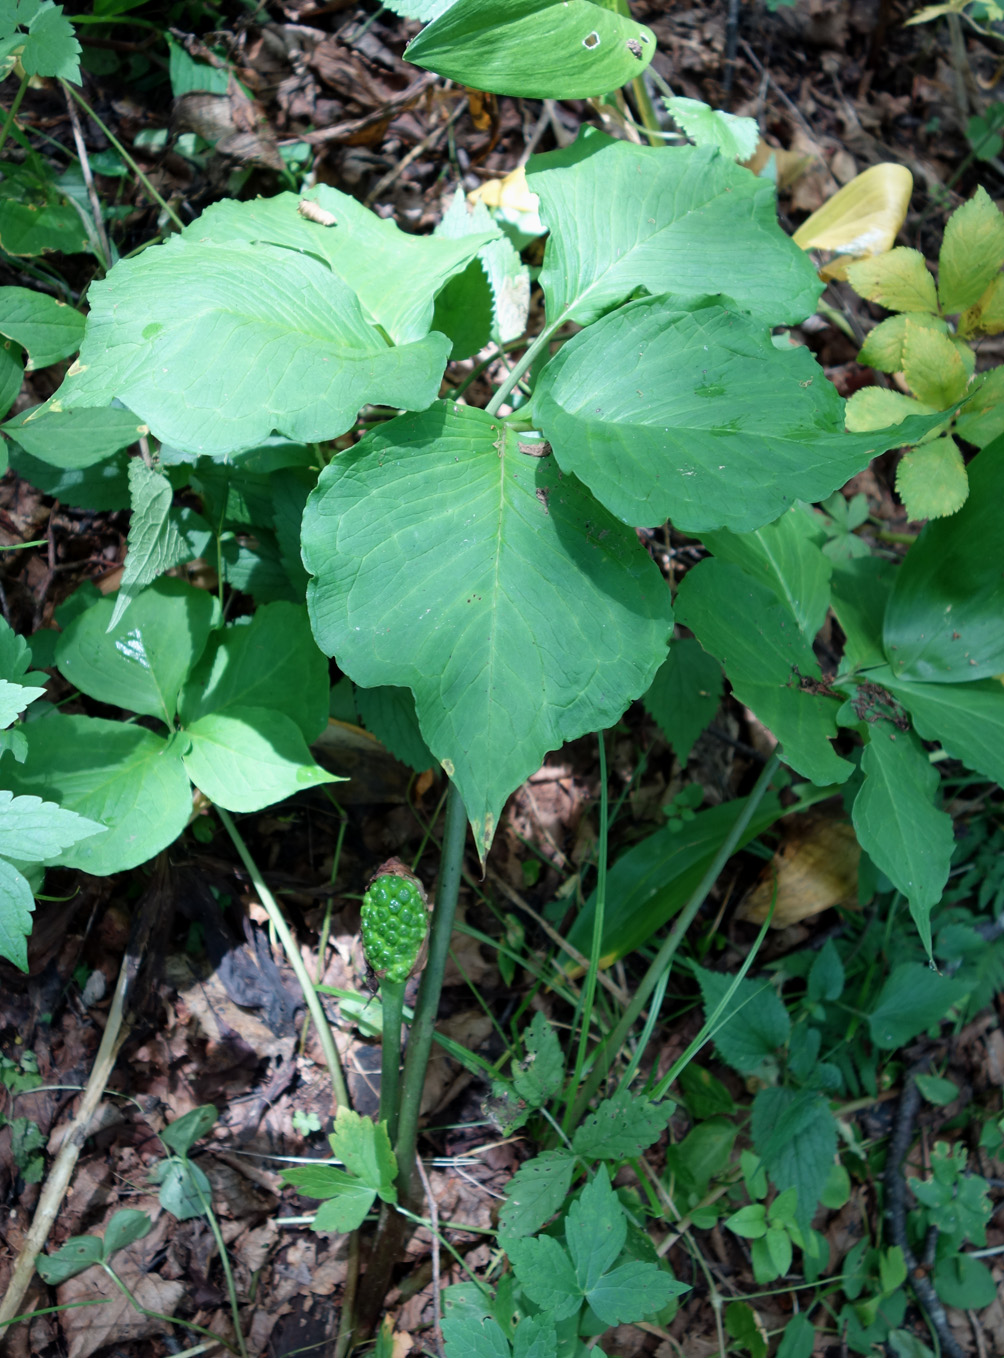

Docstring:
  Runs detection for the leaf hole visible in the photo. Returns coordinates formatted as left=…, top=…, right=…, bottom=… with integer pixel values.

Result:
left=583, top=30, right=600, bottom=48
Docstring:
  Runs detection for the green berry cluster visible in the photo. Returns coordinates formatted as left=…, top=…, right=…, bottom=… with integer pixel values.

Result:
left=361, top=873, right=428, bottom=983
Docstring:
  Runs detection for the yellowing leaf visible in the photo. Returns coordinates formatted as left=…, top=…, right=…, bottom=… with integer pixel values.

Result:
left=896, top=437, right=969, bottom=520
left=468, top=165, right=541, bottom=220
left=858, top=312, right=949, bottom=372
left=955, top=366, right=1004, bottom=447
left=844, top=387, right=938, bottom=433
left=938, top=186, right=1004, bottom=314
left=845, top=248, right=938, bottom=314
left=792, top=163, right=913, bottom=256
left=960, top=272, right=1004, bottom=337
left=735, top=817, right=860, bottom=927
left=901, top=320, right=970, bottom=407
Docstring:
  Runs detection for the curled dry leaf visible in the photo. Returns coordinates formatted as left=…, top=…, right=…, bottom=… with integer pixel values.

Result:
left=735, top=814, right=860, bottom=927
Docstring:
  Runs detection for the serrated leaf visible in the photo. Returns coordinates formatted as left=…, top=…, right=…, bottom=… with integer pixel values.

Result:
left=535, top=295, right=947, bottom=534
left=874, top=666, right=1004, bottom=786
left=0, top=286, right=83, bottom=368
left=312, top=1183, right=378, bottom=1233
left=586, top=1259, right=687, bottom=1326
left=857, top=312, right=949, bottom=372
left=571, top=1087, right=674, bottom=1159
left=845, top=248, right=938, bottom=314
left=506, top=1233, right=581, bottom=1321
left=20, top=2, right=80, bottom=82
left=527, top=130, right=821, bottom=329
left=109, top=460, right=201, bottom=630
left=853, top=725, right=954, bottom=952
left=792, top=163, right=913, bottom=256
left=180, top=603, right=329, bottom=746
left=751, top=1087, right=835, bottom=1230
left=867, top=963, right=968, bottom=1048
left=511, top=1011, right=564, bottom=1108
left=497, top=1150, right=575, bottom=1240
left=0, top=857, right=35, bottom=970
left=938, top=186, right=1004, bottom=313
left=0, top=789, right=104, bottom=862
left=883, top=441, right=1004, bottom=682
left=441, top=1311, right=513, bottom=1358
left=960, top=272, right=1004, bottom=336
left=900, top=322, right=970, bottom=408
left=54, top=237, right=450, bottom=457
left=3, top=713, right=191, bottom=874
left=182, top=706, right=340, bottom=813
left=0, top=677, right=46, bottom=728
left=955, top=365, right=1004, bottom=446
left=642, top=638, right=722, bottom=764
left=330, top=1107, right=398, bottom=1198
left=695, top=966, right=791, bottom=1076
left=675, top=558, right=852, bottom=785
left=2, top=403, right=145, bottom=468
left=844, top=387, right=939, bottom=433
left=566, top=1166, right=626, bottom=1288
left=895, top=437, right=969, bottom=520
left=664, top=96, right=759, bottom=160
left=56, top=577, right=215, bottom=726
left=405, top=0, right=655, bottom=100
left=302, top=404, right=671, bottom=860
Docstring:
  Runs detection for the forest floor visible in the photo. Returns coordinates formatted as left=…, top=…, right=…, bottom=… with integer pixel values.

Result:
left=0, top=2, right=1003, bottom=1356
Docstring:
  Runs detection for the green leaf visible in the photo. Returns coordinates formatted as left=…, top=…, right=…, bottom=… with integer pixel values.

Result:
left=497, top=1150, right=575, bottom=1240
left=511, top=1011, right=564, bottom=1109
left=866, top=963, right=969, bottom=1049
left=937, top=186, right=1004, bottom=314
left=726, top=1204, right=768, bottom=1239
left=405, top=0, right=655, bottom=99
left=182, top=707, right=340, bottom=813
left=56, top=577, right=216, bottom=725
left=853, top=726, right=954, bottom=951
left=355, top=684, right=435, bottom=774
left=695, top=967, right=791, bottom=1076
left=7, top=442, right=131, bottom=509
left=185, top=186, right=495, bottom=346
left=663, top=96, right=759, bottom=160
left=675, top=559, right=852, bottom=785
left=845, top=248, right=939, bottom=314
left=571, top=1086, right=674, bottom=1159
left=701, top=507, right=832, bottom=641
left=330, top=1107, right=398, bottom=1200
left=36, top=1233, right=103, bottom=1284
left=725, top=1302, right=768, bottom=1358
left=283, top=1164, right=367, bottom=1201
left=3, top=713, right=191, bottom=873
left=526, top=130, right=821, bottom=328
left=775, top=1313, right=815, bottom=1358
left=102, top=1209, right=153, bottom=1258
left=442, top=1311, right=513, bottom=1358
left=808, top=939, right=845, bottom=1003
left=830, top=556, right=896, bottom=673
left=914, top=1074, right=959, bottom=1106
left=507, top=1232, right=581, bottom=1322
left=642, top=639, right=721, bottom=765
left=302, top=404, right=672, bottom=860
left=565, top=794, right=782, bottom=967
left=18, top=2, right=81, bottom=82
left=587, top=1258, right=686, bottom=1326
left=152, top=1155, right=211, bottom=1220
left=180, top=603, right=329, bottom=745
left=0, top=677, right=46, bottom=728
left=0, top=286, right=83, bottom=368
left=109, top=460, right=208, bottom=630
left=0, top=789, right=105, bottom=862
left=312, top=1182, right=378, bottom=1234
left=874, top=668, right=1004, bottom=787
left=2, top=404, right=144, bottom=468
left=934, top=1253, right=997, bottom=1309
left=955, top=365, right=1004, bottom=447
left=857, top=312, right=949, bottom=372
left=751, top=1087, right=836, bottom=1230
left=0, top=857, right=36, bottom=970
left=566, top=1166, right=625, bottom=1291
left=55, top=237, right=451, bottom=457
left=160, top=1105, right=217, bottom=1157
left=0, top=339, right=22, bottom=421
left=535, top=295, right=941, bottom=534
left=883, top=441, right=1004, bottom=682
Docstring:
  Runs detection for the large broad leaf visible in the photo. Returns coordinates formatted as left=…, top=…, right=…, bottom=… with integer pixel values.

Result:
left=181, top=188, right=495, bottom=346
left=2, top=404, right=145, bottom=469
left=0, top=286, right=84, bottom=368
left=302, top=403, right=672, bottom=858
left=535, top=295, right=952, bottom=533
left=868, top=665, right=1004, bottom=788
left=676, top=559, right=852, bottom=785
left=405, top=0, right=655, bottom=99
left=179, top=602, right=330, bottom=744
left=883, top=441, right=1004, bottom=682
left=852, top=724, right=954, bottom=952
left=525, top=130, right=822, bottom=328
left=56, top=578, right=216, bottom=726
left=52, top=237, right=450, bottom=456
left=181, top=707, right=340, bottom=812
left=5, top=715, right=192, bottom=873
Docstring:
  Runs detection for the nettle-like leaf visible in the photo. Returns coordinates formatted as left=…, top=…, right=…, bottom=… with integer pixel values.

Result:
left=534, top=295, right=949, bottom=534
left=282, top=1108, right=397, bottom=1234
left=53, top=237, right=450, bottom=457
left=526, top=129, right=822, bottom=329
left=571, top=1087, right=675, bottom=1160
left=695, top=967, right=791, bottom=1078
left=751, top=1087, right=836, bottom=1231
left=497, top=1150, right=576, bottom=1241
left=405, top=0, right=655, bottom=100
left=302, top=403, right=672, bottom=858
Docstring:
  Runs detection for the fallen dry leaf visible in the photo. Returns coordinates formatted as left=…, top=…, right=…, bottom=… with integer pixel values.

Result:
left=735, top=815, right=860, bottom=927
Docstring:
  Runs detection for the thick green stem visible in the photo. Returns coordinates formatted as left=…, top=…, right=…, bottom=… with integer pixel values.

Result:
left=350, top=781, right=469, bottom=1341
left=216, top=807, right=350, bottom=1113
left=378, top=977, right=406, bottom=1143
left=567, top=752, right=781, bottom=1127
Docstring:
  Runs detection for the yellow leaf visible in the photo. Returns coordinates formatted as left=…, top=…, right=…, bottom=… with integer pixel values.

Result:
left=896, top=437, right=969, bottom=520
left=792, top=163, right=913, bottom=257
left=846, top=248, right=938, bottom=314
left=468, top=165, right=539, bottom=215
left=735, top=816, right=860, bottom=928
left=960, top=273, right=1004, bottom=337
left=901, top=320, right=970, bottom=407
left=844, top=387, right=937, bottom=433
